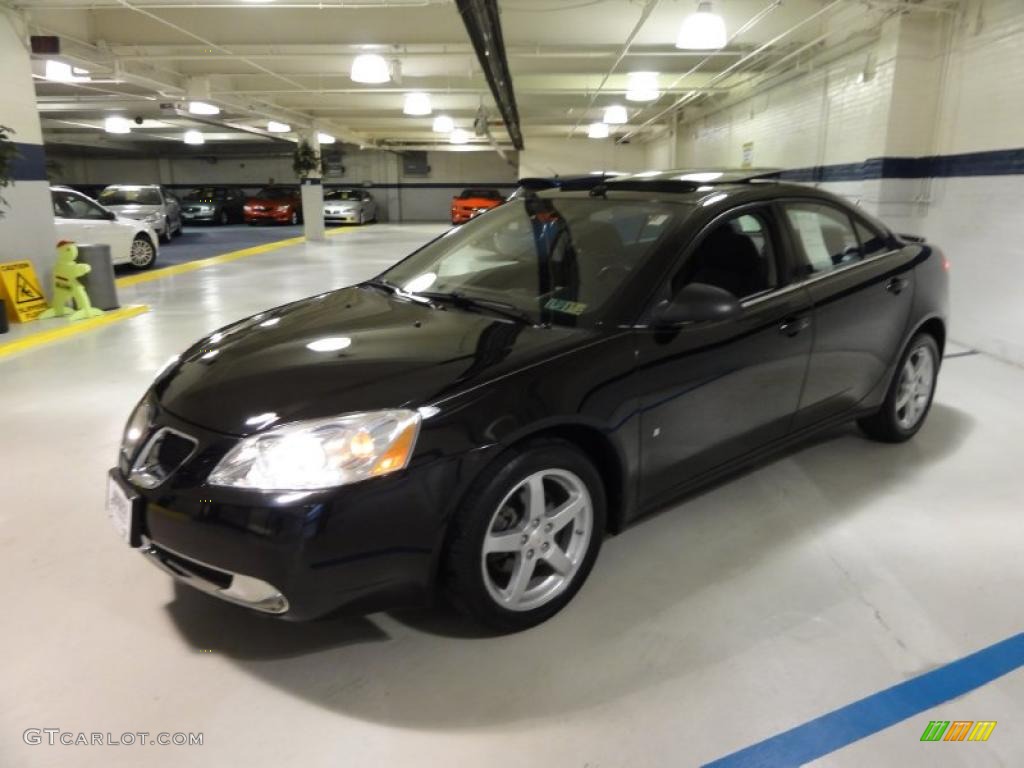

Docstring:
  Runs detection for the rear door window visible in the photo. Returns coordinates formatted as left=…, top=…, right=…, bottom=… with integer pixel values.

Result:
left=784, top=203, right=863, bottom=276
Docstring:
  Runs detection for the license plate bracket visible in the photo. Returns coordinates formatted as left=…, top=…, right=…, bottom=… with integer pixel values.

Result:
left=107, top=470, right=143, bottom=548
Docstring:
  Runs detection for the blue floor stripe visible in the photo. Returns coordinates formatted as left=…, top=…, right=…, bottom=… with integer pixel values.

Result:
left=703, top=633, right=1024, bottom=768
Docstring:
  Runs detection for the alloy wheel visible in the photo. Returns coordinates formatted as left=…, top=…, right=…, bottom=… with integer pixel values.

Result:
left=894, top=343, right=935, bottom=430
left=480, top=469, right=593, bottom=612
left=130, top=238, right=155, bottom=267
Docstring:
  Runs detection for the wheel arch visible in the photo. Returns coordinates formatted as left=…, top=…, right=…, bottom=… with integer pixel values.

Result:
left=914, top=315, right=946, bottom=358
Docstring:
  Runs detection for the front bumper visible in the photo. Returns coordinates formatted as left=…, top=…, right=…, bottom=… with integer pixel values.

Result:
left=182, top=211, right=217, bottom=222
left=245, top=210, right=291, bottom=223
left=324, top=211, right=361, bottom=224
left=115, top=406, right=465, bottom=620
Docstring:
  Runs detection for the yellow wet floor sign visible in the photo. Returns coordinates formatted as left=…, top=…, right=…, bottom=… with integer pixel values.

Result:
left=1, top=261, right=49, bottom=323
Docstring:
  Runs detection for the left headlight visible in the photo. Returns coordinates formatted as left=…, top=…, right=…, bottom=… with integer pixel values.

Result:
left=121, top=398, right=153, bottom=462
left=208, top=409, right=421, bottom=491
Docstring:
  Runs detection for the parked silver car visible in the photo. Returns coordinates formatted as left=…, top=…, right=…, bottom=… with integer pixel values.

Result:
left=97, top=184, right=183, bottom=242
left=323, top=188, right=377, bottom=225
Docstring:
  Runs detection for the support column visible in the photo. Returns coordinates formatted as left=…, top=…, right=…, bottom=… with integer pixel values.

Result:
left=0, top=9, right=58, bottom=285
left=299, top=130, right=325, bottom=242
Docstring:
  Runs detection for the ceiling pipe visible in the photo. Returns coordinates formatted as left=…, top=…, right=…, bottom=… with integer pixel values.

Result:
left=454, top=0, right=524, bottom=150
left=111, top=0, right=369, bottom=146
left=618, top=0, right=845, bottom=143
left=566, top=0, right=660, bottom=139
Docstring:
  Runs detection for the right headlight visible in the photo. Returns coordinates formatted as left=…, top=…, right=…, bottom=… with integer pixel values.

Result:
left=208, top=409, right=421, bottom=491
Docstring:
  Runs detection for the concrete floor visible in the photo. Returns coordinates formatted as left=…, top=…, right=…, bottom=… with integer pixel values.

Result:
left=2, top=223, right=1021, bottom=767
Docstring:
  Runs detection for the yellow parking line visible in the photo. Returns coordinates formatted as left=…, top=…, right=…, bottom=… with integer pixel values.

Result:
left=116, top=226, right=356, bottom=288
left=0, top=304, right=150, bottom=360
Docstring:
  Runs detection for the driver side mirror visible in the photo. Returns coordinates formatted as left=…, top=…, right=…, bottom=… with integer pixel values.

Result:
left=652, top=282, right=742, bottom=327
left=103, top=209, right=117, bottom=221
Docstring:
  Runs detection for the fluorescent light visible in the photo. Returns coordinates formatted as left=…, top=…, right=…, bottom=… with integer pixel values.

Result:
left=587, top=122, right=610, bottom=139
left=104, top=116, right=132, bottom=134
left=432, top=114, right=454, bottom=133
left=676, top=1, right=727, bottom=50
left=403, top=92, right=432, bottom=116
left=45, top=60, right=89, bottom=82
left=678, top=171, right=723, bottom=182
left=317, top=132, right=335, bottom=145
left=183, top=130, right=205, bottom=145
left=626, top=71, right=660, bottom=102
left=306, top=337, right=351, bottom=353
left=350, top=53, right=390, bottom=84
left=449, top=128, right=470, bottom=144
left=188, top=101, right=220, bottom=116
left=267, top=120, right=291, bottom=133
left=603, top=105, right=628, bottom=125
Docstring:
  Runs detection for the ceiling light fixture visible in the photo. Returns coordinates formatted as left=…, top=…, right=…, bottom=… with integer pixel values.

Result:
left=587, top=122, right=610, bottom=139
left=449, top=128, right=470, bottom=145
left=403, top=92, right=432, bottom=116
left=316, top=132, right=335, bottom=145
left=603, top=105, right=628, bottom=125
left=183, top=130, right=205, bottom=145
left=104, top=116, right=132, bottom=134
left=626, top=72, right=660, bottom=102
left=188, top=101, right=220, bottom=116
left=350, top=53, right=390, bottom=84
left=676, top=0, right=728, bottom=50
left=432, top=114, right=454, bottom=133
left=45, top=60, right=89, bottom=82
left=267, top=120, right=291, bottom=133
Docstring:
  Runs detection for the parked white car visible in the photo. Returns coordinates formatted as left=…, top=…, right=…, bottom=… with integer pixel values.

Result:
left=51, top=186, right=160, bottom=269
left=323, top=188, right=377, bottom=225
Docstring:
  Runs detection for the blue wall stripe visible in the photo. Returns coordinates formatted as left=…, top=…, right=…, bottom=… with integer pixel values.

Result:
left=9, top=142, right=48, bottom=182
left=780, top=147, right=1024, bottom=182
left=703, top=632, right=1024, bottom=768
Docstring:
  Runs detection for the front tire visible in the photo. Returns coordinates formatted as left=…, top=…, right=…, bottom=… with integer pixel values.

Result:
left=444, top=440, right=605, bottom=632
left=129, top=235, right=156, bottom=269
left=858, top=333, right=940, bottom=442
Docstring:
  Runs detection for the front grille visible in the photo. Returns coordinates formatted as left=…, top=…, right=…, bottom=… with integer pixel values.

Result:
left=130, top=427, right=198, bottom=489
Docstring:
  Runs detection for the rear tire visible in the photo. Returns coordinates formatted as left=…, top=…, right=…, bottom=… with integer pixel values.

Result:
left=219, top=209, right=229, bottom=226
left=858, top=333, right=939, bottom=442
left=444, top=440, right=605, bottom=633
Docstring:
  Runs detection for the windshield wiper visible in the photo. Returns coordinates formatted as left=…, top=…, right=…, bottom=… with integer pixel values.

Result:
left=362, top=277, right=400, bottom=294
left=415, top=291, right=532, bottom=324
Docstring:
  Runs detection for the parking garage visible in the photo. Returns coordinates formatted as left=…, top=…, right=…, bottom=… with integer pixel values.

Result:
left=2, top=1, right=1023, bottom=766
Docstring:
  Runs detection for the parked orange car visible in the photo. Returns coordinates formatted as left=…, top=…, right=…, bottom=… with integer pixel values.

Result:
left=451, top=188, right=504, bottom=224
left=244, top=186, right=302, bottom=225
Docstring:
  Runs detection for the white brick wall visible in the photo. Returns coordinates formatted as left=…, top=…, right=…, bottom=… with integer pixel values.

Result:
left=665, top=0, right=1024, bottom=365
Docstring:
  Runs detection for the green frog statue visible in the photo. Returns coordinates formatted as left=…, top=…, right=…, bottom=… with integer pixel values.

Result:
left=39, top=240, right=104, bottom=321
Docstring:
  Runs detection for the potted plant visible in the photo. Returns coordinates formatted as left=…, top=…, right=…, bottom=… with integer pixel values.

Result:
left=0, top=125, right=17, bottom=219
left=292, top=139, right=321, bottom=180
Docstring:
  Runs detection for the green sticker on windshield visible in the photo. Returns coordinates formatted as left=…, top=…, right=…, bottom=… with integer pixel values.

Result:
left=545, top=298, right=587, bottom=315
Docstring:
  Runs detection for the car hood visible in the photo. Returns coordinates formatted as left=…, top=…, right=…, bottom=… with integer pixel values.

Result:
left=247, top=197, right=295, bottom=206
left=155, top=285, right=593, bottom=436
left=454, top=198, right=501, bottom=207
left=105, top=204, right=161, bottom=216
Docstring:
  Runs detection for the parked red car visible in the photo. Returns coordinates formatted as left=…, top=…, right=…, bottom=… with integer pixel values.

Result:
left=244, top=186, right=303, bottom=225
left=451, top=188, right=504, bottom=224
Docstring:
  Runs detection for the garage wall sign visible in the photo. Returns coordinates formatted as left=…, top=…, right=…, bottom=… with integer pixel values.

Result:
left=0, top=261, right=49, bottom=323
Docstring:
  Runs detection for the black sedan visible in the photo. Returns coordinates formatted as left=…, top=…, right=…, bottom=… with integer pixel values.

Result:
left=179, top=187, right=247, bottom=225
left=107, top=170, right=949, bottom=632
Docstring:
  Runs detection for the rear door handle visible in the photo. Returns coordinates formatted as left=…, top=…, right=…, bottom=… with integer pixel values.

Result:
left=886, top=276, right=909, bottom=295
left=778, top=316, right=810, bottom=337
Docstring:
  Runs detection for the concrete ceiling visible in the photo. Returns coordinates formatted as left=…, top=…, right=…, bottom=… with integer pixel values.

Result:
left=14, top=0, right=957, bottom=154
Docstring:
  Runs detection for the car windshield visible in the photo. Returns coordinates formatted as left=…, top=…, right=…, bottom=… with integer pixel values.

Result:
left=184, top=187, right=225, bottom=201
left=459, top=188, right=502, bottom=200
left=326, top=189, right=364, bottom=201
left=254, top=187, right=296, bottom=199
left=99, top=187, right=161, bottom=206
left=381, top=197, right=690, bottom=326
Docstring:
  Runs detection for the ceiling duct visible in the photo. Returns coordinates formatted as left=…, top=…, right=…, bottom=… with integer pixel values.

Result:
left=455, top=0, right=524, bottom=150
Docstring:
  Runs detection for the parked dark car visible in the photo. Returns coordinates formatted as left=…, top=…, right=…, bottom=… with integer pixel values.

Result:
left=108, top=170, right=949, bottom=632
left=180, top=187, right=246, bottom=225
left=244, top=186, right=302, bottom=225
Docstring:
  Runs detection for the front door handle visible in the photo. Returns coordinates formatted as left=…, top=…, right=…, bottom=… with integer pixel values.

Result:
left=778, top=316, right=810, bottom=337
left=886, top=276, right=909, bottom=295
